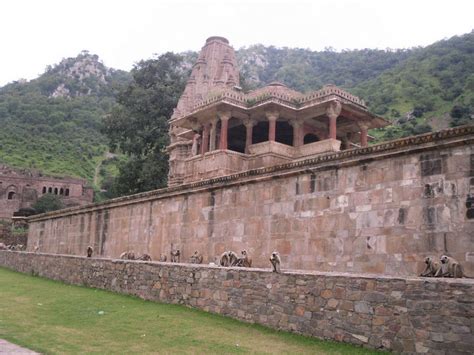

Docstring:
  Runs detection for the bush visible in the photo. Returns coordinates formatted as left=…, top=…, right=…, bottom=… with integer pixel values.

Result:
left=32, top=194, right=64, bottom=214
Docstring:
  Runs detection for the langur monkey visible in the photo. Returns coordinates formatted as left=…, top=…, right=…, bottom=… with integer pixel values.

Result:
left=436, top=255, right=466, bottom=278
left=238, top=250, right=252, bottom=267
left=120, top=251, right=136, bottom=260
left=190, top=251, right=203, bottom=264
left=270, top=251, right=281, bottom=273
left=170, top=249, right=180, bottom=263
left=220, top=251, right=239, bottom=266
left=86, top=246, right=93, bottom=258
left=420, top=256, right=440, bottom=277
left=137, top=253, right=152, bottom=261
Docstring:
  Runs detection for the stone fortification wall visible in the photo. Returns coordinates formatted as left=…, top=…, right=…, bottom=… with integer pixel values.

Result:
left=27, top=127, right=474, bottom=276
left=1, top=251, right=473, bottom=354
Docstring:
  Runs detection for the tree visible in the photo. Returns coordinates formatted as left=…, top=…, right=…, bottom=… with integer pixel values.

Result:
left=32, top=194, right=64, bottom=214
left=102, top=53, right=187, bottom=196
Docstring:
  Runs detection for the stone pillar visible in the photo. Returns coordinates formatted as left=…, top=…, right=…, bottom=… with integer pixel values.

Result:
left=290, top=119, right=303, bottom=147
left=243, top=118, right=257, bottom=154
left=209, top=117, right=218, bottom=151
left=266, top=111, right=279, bottom=142
left=326, top=101, right=342, bottom=140
left=191, top=133, right=201, bottom=156
left=358, top=122, right=369, bottom=147
left=218, top=111, right=231, bottom=150
left=201, top=124, right=210, bottom=155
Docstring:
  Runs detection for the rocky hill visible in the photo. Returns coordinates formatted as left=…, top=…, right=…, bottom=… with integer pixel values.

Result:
left=0, top=52, right=130, bottom=192
left=0, top=32, right=472, bottom=195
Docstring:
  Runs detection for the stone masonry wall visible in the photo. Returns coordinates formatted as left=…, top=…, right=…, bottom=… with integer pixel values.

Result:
left=1, top=251, right=473, bottom=354
left=26, top=128, right=474, bottom=277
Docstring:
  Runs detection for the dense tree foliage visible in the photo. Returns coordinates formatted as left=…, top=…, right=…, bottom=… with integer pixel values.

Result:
left=32, top=193, right=64, bottom=214
left=102, top=53, right=186, bottom=196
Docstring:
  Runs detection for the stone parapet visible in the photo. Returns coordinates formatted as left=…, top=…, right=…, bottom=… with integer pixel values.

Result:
left=248, top=141, right=296, bottom=158
left=298, top=138, right=341, bottom=157
left=1, top=251, right=473, bottom=354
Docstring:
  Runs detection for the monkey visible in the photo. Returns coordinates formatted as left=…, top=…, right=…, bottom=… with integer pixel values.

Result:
left=119, top=251, right=136, bottom=260
left=228, top=251, right=239, bottom=266
left=137, top=253, right=152, bottom=261
left=33, top=245, right=39, bottom=253
left=170, top=249, right=180, bottom=263
left=86, top=246, right=93, bottom=258
left=159, top=254, right=167, bottom=262
left=435, top=255, right=466, bottom=278
left=189, top=251, right=203, bottom=264
left=219, top=251, right=230, bottom=266
left=420, top=256, right=440, bottom=277
left=270, top=251, right=281, bottom=273
left=235, top=250, right=252, bottom=267
left=0, top=243, right=6, bottom=250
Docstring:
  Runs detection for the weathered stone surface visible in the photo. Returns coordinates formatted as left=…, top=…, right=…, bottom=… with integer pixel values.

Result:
left=1, top=251, right=473, bottom=354
left=26, top=127, right=474, bottom=276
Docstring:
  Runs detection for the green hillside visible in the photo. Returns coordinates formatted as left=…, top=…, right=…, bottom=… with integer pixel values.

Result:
left=0, top=51, right=130, bottom=185
left=0, top=32, right=472, bottom=197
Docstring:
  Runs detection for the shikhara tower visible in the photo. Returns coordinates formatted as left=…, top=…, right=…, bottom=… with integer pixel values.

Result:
left=167, top=37, right=389, bottom=186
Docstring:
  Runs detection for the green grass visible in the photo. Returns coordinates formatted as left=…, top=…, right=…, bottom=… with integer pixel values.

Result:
left=0, top=267, right=378, bottom=354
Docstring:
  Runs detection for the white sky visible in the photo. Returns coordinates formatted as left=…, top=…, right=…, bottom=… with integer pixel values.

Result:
left=0, top=0, right=472, bottom=86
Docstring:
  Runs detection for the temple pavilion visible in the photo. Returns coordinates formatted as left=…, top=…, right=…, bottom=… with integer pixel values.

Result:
left=167, top=36, right=389, bottom=186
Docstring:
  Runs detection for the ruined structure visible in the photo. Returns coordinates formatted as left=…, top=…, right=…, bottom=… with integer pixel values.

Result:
left=167, top=36, right=389, bottom=186
left=25, top=37, right=474, bottom=276
left=0, top=165, right=93, bottom=220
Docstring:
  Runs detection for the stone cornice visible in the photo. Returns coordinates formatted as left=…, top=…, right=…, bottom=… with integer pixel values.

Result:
left=170, top=85, right=370, bottom=123
left=28, top=125, right=474, bottom=222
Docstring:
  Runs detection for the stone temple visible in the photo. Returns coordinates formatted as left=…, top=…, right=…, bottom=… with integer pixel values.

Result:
left=5, top=37, right=473, bottom=355
left=167, top=36, right=389, bottom=186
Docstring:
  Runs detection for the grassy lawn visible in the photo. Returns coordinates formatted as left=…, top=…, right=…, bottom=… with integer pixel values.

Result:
left=0, top=267, right=378, bottom=354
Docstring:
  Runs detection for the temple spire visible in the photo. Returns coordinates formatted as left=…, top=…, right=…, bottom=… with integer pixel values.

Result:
left=173, top=36, right=239, bottom=119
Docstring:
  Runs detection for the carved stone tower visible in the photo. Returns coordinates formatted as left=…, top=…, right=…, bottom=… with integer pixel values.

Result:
left=172, top=36, right=240, bottom=119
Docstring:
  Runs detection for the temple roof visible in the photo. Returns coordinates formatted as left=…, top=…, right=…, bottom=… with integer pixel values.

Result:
left=170, top=37, right=389, bottom=133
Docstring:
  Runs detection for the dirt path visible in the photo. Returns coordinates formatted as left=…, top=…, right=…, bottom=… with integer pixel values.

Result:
left=0, top=339, right=39, bottom=354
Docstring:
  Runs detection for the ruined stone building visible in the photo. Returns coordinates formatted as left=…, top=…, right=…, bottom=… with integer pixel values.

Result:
left=27, top=37, right=474, bottom=276
left=0, top=164, right=93, bottom=220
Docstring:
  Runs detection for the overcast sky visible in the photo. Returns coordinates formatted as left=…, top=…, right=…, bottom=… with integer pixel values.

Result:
left=1, top=0, right=472, bottom=86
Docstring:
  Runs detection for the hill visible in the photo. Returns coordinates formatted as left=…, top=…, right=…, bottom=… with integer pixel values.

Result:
left=0, top=51, right=130, bottom=190
left=0, top=32, right=472, bottom=196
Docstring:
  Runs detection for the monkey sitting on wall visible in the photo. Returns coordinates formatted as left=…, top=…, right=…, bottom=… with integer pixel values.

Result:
left=136, top=253, right=152, bottom=261
left=419, top=256, right=440, bottom=277
left=86, top=246, right=93, bottom=258
left=219, top=251, right=230, bottom=266
left=170, top=249, right=180, bottom=263
left=235, top=250, right=252, bottom=267
left=120, top=251, right=136, bottom=260
left=228, top=251, right=239, bottom=266
left=159, top=254, right=167, bottom=262
left=220, top=251, right=238, bottom=267
left=189, top=251, right=203, bottom=264
left=270, top=251, right=281, bottom=273
left=435, top=255, right=466, bottom=278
